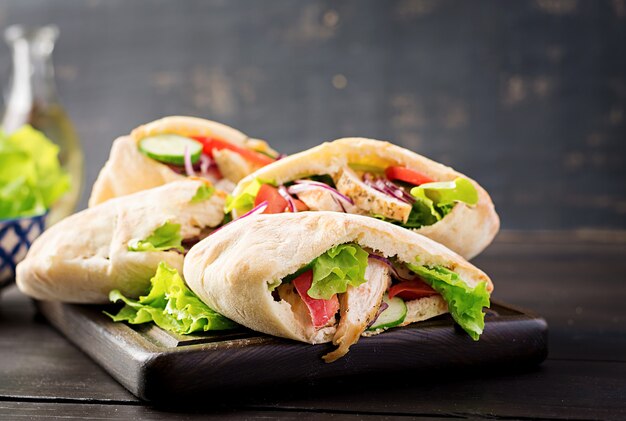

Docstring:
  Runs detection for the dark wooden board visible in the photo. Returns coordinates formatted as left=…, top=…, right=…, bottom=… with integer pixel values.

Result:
left=4, top=231, right=626, bottom=419
left=35, top=299, right=547, bottom=402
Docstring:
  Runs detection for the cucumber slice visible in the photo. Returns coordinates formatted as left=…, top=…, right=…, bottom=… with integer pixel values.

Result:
left=139, top=134, right=202, bottom=166
left=368, top=294, right=407, bottom=331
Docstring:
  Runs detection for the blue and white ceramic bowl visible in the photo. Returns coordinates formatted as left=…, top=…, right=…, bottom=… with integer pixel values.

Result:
left=0, top=214, right=46, bottom=289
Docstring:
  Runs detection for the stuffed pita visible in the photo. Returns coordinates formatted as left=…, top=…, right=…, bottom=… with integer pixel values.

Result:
left=228, top=138, right=499, bottom=260
left=17, top=179, right=226, bottom=303
left=89, top=116, right=278, bottom=206
left=184, top=211, right=493, bottom=362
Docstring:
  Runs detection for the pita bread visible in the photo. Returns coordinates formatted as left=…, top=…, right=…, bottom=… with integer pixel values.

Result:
left=89, top=116, right=275, bottom=206
left=17, top=180, right=226, bottom=303
left=184, top=212, right=493, bottom=348
left=232, top=138, right=499, bottom=259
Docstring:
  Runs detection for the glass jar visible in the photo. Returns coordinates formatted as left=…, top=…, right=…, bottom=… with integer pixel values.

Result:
left=1, top=25, right=84, bottom=225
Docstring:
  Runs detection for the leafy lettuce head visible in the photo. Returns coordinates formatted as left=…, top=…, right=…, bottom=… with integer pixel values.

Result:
left=0, top=125, right=70, bottom=219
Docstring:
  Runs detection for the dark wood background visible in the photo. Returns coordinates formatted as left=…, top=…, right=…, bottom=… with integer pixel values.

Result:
left=0, top=0, right=624, bottom=230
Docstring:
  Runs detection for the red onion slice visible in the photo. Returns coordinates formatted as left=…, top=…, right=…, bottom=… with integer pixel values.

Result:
left=332, top=196, right=346, bottom=213
left=363, top=173, right=414, bottom=204
left=199, top=154, right=211, bottom=174
left=368, top=254, right=418, bottom=283
left=209, top=201, right=269, bottom=236
left=278, top=186, right=297, bottom=213
left=288, top=180, right=354, bottom=206
left=381, top=180, right=414, bottom=203
left=184, top=146, right=196, bottom=177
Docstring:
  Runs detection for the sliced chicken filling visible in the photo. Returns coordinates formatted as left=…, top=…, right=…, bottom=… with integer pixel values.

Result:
left=333, top=167, right=412, bottom=223
left=323, top=259, right=391, bottom=362
left=284, top=167, right=413, bottom=222
left=213, top=149, right=260, bottom=183
left=296, top=188, right=345, bottom=212
left=276, top=246, right=450, bottom=362
left=275, top=258, right=392, bottom=360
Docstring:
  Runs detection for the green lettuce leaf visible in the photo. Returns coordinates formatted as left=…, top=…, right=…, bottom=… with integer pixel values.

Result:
left=308, top=243, right=369, bottom=299
left=307, top=174, right=337, bottom=188
left=190, top=183, right=215, bottom=203
left=400, top=177, right=478, bottom=229
left=411, top=178, right=478, bottom=207
left=224, top=178, right=273, bottom=214
left=0, top=177, right=46, bottom=219
left=0, top=125, right=70, bottom=219
left=128, top=221, right=184, bottom=252
left=406, top=263, right=490, bottom=340
left=105, top=262, right=238, bottom=333
left=403, top=199, right=442, bottom=228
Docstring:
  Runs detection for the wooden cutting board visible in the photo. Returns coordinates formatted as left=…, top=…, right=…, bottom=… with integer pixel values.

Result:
left=35, top=300, right=547, bottom=402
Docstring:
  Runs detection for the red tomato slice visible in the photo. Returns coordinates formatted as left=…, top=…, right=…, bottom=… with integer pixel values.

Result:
left=293, top=199, right=309, bottom=212
left=385, top=166, right=434, bottom=186
left=192, top=136, right=275, bottom=167
left=254, top=185, right=309, bottom=213
left=254, top=184, right=288, bottom=214
left=206, top=165, right=222, bottom=180
left=388, top=280, right=438, bottom=301
left=292, top=271, right=340, bottom=328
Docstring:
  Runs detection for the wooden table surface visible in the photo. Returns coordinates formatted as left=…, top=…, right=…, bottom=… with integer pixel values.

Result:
left=1, top=230, right=625, bottom=420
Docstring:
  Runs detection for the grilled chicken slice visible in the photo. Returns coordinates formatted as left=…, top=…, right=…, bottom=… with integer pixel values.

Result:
left=333, top=167, right=412, bottom=223
left=214, top=178, right=236, bottom=193
left=296, top=188, right=357, bottom=213
left=213, top=148, right=259, bottom=183
left=323, top=259, right=391, bottom=362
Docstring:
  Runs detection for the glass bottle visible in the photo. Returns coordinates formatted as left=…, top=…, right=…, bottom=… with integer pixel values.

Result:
left=1, top=25, right=84, bottom=225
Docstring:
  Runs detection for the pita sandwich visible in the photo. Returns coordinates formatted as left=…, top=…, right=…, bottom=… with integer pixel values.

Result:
left=184, top=211, right=493, bottom=362
left=89, top=116, right=278, bottom=206
left=228, top=138, right=499, bottom=260
left=17, top=179, right=226, bottom=303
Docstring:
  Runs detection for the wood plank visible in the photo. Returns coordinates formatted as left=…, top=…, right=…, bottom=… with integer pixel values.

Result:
left=473, top=234, right=626, bottom=362
left=35, top=298, right=546, bottom=401
left=0, top=286, right=136, bottom=402
left=1, top=359, right=625, bottom=420
left=240, top=359, right=626, bottom=420
left=0, top=235, right=626, bottom=419
left=0, top=401, right=395, bottom=420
